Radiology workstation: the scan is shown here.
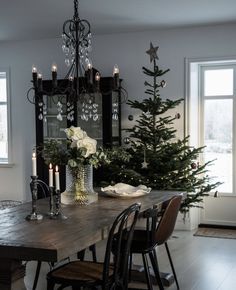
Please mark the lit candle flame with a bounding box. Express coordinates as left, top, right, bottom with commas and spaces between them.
113, 64, 119, 75
95, 72, 100, 82
51, 63, 57, 72
32, 66, 37, 73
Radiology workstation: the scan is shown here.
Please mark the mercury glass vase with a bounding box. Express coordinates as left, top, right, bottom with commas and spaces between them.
61, 164, 98, 205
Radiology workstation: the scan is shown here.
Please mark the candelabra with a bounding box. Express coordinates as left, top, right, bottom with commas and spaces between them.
51, 189, 67, 220
48, 186, 54, 217
27, 0, 127, 123
26, 176, 67, 221
25, 176, 44, 221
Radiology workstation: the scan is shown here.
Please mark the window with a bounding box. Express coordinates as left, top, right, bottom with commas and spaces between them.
201, 66, 235, 194
187, 59, 236, 195
0, 69, 10, 164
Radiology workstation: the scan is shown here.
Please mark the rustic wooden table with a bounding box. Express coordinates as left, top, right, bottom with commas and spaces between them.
0, 190, 183, 290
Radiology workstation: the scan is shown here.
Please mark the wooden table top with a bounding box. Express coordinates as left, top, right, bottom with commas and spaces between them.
0, 190, 183, 263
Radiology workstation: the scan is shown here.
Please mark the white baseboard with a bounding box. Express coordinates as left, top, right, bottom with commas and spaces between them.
175, 207, 200, 231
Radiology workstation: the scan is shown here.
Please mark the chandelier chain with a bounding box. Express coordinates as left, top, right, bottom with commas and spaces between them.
74, 0, 79, 20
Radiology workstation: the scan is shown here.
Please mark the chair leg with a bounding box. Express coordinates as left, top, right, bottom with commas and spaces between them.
165, 242, 179, 290
47, 277, 56, 290
129, 253, 133, 281
142, 253, 153, 290
89, 244, 97, 262
77, 245, 97, 262
77, 249, 86, 260
32, 261, 42, 290
149, 250, 164, 290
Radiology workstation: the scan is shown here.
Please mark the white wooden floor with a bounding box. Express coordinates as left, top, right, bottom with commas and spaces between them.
17, 230, 236, 290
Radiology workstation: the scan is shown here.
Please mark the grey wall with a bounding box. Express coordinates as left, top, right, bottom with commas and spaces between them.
0, 23, 235, 224
0, 38, 65, 200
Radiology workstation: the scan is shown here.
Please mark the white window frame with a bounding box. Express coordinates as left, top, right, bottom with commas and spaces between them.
0, 68, 12, 166
185, 57, 236, 196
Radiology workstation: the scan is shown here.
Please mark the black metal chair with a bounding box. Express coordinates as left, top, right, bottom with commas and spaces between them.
33, 246, 97, 290
46, 203, 141, 290
129, 195, 182, 290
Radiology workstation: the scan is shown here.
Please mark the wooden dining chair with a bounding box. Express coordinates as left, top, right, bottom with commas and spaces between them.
46, 202, 141, 290
128, 195, 182, 290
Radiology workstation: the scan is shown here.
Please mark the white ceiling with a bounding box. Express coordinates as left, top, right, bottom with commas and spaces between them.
0, 0, 236, 42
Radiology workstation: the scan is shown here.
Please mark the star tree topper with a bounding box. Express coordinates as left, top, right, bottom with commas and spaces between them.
146, 42, 159, 63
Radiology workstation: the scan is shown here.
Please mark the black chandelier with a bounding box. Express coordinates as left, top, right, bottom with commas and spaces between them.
27, 0, 127, 123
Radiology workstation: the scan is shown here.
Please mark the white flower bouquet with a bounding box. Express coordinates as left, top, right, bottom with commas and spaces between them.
43, 126, 109, 170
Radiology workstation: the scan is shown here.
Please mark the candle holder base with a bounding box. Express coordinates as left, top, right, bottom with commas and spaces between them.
26, 212, 43, 221
47, 212, 54, 218
50, 212, 67, 220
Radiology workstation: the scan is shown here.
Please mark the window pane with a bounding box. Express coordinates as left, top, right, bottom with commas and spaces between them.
204, 69, 233, 96
204, 99, 232, 193
0, 105, 8, 161
0, 72, 7, 102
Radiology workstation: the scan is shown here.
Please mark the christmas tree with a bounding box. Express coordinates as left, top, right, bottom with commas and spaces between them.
95, 42, 221, 213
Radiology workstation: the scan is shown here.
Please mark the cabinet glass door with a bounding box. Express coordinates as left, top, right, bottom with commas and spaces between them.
43, 94, 67, 140
111, 91, 120, 146
77, 92, 103, 146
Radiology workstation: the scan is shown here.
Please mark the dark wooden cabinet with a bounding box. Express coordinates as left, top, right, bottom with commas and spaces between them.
35, 77, 121, 194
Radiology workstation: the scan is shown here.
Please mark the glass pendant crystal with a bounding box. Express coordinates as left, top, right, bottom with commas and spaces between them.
65, 58, 70, 67
57, 113, 63, 121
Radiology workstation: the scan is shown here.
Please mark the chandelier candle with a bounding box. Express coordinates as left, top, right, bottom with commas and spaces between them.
86, 62, 93, 85
32, 66, 38, 88
37, 73, 43, 91
95, 72, 100, 91
113, 64, 120, 89
51, 63, 57, 88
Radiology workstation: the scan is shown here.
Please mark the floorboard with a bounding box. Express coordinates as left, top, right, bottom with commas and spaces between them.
23, 230, 236, 290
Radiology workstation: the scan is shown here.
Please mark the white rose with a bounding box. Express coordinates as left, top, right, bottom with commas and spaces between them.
70, 140, 77, 148
77, 136, 97, 158
64, 126, 75, 139
65, 126, 87, 141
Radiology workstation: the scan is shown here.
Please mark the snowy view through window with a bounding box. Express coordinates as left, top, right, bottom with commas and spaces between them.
203, 68, 233, 193
0, 72, 8, 162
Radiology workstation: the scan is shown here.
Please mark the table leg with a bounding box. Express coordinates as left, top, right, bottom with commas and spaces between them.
0, 259, 25, 290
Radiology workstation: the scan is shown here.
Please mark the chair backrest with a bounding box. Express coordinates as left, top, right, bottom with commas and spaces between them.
102, 203, 141, 290
155, 195, 182, 245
